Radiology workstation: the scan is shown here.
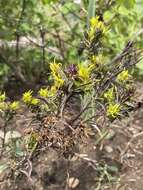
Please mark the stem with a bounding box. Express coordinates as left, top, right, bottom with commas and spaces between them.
40, 28, 46, 70
16, 0, 27, 58
87, 0, 96, 28
0, 118, 9, 157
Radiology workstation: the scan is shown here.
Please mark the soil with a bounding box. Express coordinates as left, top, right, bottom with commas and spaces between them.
0, 84, 143, 190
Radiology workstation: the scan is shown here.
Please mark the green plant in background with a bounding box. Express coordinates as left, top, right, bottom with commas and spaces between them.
102, 0, 143, 74
0, 0, 143, 91
0, 0, 84, 87
83, 0, 143, 78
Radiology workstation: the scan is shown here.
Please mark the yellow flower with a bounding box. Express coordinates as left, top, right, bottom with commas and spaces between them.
90, 16, 105, 32
78, 65, 89, 80
39, 88, 49, 98
107, 103, 121, 118
89, 16, 106, 41
9, 101, 20, 111
31, 98, 39, 105
90, 54, 103, 65
117, 70, 130, 82
50, 62, 62, 74
0, 102, 7, 111
48, 85, 57, 96
22, 90, 39, 106
22, 90, 33, 104
50, 62, 65, 88
78, 63, 94, 82
54, 75, 64, 87
90, 17, 99, 27
90, 55, 96, 64
0, 92, 6, 102
88, 27, 95, 41
39, 86, 58, 98
104, 87, 114, 102
40, 104, 49, 111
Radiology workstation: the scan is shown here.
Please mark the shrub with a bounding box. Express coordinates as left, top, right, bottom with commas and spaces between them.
21, 16, 142, 129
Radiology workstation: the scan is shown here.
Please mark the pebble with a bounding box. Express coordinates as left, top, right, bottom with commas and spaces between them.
67, 177, 80, 189
5, 131, 22, 144
104, 145, 113, 153
0, 130, 4, 139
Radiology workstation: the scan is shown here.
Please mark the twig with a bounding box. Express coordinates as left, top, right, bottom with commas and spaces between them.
0, 119, 9, 157
40, 28, 46, 70
20, 159, 33, 184
15, 0, 27, 58
55, 29, 67, 61
69, 97, 92, 125
121, 131, 143, 158
60, 92, 73, 118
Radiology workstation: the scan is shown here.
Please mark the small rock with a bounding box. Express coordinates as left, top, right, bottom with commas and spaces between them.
104, 145, 113, 153
0, 130, 4, 139
0, 139, 3, 148
0, 164, 8, 174
67, 177, 79, 189
5, 131, 22, 144
70, 156, 78, 162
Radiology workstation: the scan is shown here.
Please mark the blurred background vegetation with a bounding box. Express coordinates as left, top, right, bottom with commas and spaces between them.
0, 0, 143, 93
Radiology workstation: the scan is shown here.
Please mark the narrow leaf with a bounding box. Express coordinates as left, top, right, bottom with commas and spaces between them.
87, 0, 96, 28
0, 164, 8, 174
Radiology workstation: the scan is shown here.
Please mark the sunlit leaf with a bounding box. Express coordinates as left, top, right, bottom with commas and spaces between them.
0, 164, 8, 174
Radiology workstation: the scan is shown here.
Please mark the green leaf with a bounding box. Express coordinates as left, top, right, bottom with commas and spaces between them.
136, 59, 143, 72
117, 0, 135, 9
103, 11, 114, 21
42, 0, 58, 4
105, 129, 115, 140
0, 164, 8, 174
87, 0, 96, 28
107, 165, 119, 173
61, 3, 77, 15
15, 140, 24, 157
124, 0, 135, 9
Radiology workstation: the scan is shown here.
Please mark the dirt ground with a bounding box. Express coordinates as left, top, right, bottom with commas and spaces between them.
0, 84, 143, 190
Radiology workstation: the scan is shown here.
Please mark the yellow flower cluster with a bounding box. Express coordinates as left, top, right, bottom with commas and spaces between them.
104, 87, 121, 118
78, 63, 94, 82
22, 90, 32, 104
90, 55, 96, 64
88, 16, 106, 41
50, 62, 64, 89
22, 90, 39, 105
9, 101, 20, 111
31, 98, 39, 105
90, 17, 105, 29
0, 92, 7, 112
104, 87, 114, 103
38, 86, 57, 98
107, 103, 121, 118
39, 88, 49, 98
0, 92, 6, 102
0, 92, 20, 112
90, 54, 104, 66
117, 70, 130, 82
